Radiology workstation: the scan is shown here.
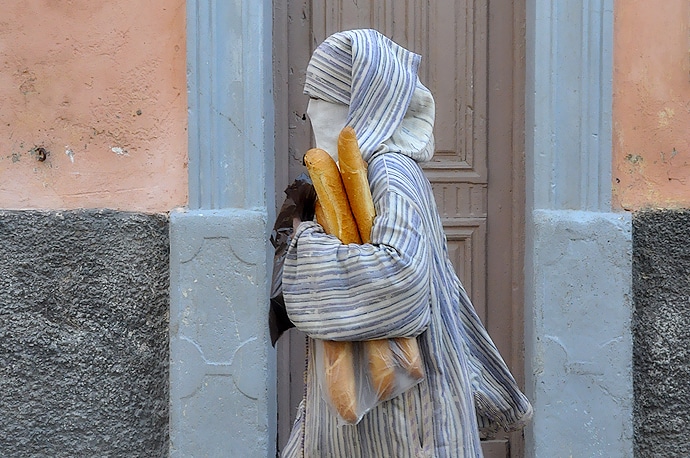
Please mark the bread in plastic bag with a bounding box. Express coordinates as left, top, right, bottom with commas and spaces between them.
313, 337, 425, 425
303, 137, 427, 425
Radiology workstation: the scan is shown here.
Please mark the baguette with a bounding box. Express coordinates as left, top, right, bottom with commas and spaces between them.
322, 340, 358, 424
314, 200, 332, 235
303, 147, 360, 423
393, 336, 424, 380
303, 129, 425, 419
365, 339, 397, 400
336, 127, 397, 400
337, 127, 424, 399
337, 126, 375, 242
304, 148, 361, 245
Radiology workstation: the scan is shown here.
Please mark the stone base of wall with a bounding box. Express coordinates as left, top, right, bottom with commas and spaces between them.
169, 208, 276, 457
633, 209, 690, 457
0, 210, 169, 456
525, 210, 633, 457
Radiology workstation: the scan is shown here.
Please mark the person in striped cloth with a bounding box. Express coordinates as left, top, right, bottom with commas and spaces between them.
281, 29, 532, 457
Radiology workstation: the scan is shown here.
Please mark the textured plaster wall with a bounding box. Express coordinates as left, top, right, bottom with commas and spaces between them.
633, 210, 690, 457
613, 0, 690, 210
0, 210, 169, 456
0, 1, 188, 212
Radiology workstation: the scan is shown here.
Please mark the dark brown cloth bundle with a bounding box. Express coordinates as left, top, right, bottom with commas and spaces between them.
269, 173, 316, 346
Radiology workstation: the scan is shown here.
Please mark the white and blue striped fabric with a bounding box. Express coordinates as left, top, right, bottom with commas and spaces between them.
304, 29, 435, 163
282, 29, 532, 458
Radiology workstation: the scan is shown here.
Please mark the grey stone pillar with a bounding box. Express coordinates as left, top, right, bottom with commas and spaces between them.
524, 1, 633, 456
169, 1, 276, 456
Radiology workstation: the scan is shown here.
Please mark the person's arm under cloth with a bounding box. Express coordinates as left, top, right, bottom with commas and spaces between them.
283, 190, 431, 341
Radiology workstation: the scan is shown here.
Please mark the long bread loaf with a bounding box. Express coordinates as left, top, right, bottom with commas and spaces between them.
337, 127, 425, 399
304, 147, 362, 245
303, 147, 360, 423
337, 127, 376, 242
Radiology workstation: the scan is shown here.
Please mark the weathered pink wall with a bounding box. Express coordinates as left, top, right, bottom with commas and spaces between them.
613, 0, 690, 210
0, 1, 187, 212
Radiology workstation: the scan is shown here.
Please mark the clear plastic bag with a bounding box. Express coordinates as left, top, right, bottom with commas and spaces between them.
313, 336, 425, 425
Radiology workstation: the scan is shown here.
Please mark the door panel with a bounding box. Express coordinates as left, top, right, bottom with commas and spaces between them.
273, 1, 525, 456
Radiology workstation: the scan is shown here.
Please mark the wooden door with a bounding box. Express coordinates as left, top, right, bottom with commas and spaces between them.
273, 1, 526, 456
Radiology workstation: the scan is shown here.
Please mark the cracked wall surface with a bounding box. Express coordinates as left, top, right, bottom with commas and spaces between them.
0, 209, 169, 456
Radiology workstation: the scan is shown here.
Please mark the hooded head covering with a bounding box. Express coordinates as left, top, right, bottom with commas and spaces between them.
304, 29, 435, 163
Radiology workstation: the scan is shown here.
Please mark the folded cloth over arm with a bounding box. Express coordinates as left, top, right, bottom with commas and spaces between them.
283, 189, 431, 342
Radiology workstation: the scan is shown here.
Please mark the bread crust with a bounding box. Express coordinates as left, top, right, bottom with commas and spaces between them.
394, 337, 424, 380
313, 200, 331, 234
304, 148, 361, 244
337, 126, 376, 243
322, 340, 358, 423
366, 339, 397, 400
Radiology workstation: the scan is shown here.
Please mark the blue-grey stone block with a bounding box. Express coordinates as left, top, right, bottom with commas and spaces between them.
169, 209, 275, 457
526, 210, 633, 457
